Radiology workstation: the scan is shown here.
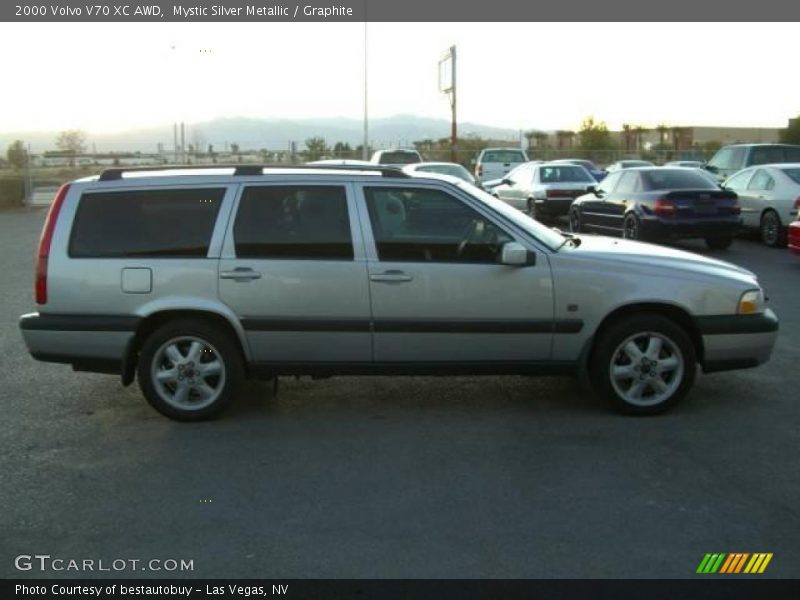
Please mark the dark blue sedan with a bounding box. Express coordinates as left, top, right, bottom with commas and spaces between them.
568, 167, 741, 249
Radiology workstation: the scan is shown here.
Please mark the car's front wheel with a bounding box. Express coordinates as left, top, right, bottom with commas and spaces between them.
569, 207, 583, 233
138, 319, 244, 421
590, 314, 696, 415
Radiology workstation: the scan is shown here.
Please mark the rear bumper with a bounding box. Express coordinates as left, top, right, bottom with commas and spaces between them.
696, 310, 779, 373
641, 217, 740, 239
19, 313, 139, 374
534, 198, 576, 217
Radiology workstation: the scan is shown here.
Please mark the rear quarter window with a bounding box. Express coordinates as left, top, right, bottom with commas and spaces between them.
69, 188, 225, 258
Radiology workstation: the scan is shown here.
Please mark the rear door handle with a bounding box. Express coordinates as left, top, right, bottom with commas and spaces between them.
220, 267, 262, 281
370, 270, 413, 283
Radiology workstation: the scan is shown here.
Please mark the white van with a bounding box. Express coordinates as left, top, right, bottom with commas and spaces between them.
475, 147, 529, 183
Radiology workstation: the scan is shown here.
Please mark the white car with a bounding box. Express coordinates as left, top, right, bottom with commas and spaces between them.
402, 162, 480, 188
722, 163, 800, 246
370, 149, 423, 165
474, 147, 529, 183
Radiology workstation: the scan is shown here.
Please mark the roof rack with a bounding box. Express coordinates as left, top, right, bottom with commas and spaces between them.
97, 163, 410, 181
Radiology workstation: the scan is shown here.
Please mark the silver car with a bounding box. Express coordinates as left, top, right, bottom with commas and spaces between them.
722, 163, 800, 247
493, 162, 596, 219
19, 165, 778, 420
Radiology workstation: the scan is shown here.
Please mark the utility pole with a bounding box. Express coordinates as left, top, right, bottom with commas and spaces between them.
439, 46, 457, 163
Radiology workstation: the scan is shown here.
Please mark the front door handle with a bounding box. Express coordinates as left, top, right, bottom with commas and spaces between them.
220, 267, 262, 281
370, 270, 413, 283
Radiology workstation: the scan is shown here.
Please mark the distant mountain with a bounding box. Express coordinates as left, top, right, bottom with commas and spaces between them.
1, 115, 524, 154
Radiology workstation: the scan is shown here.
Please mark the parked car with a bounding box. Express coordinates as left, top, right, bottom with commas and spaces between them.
551, 158, 607, 181
788, 216, 800, 255
370, 148, 423, 165
493, 162, 595, 220
474, 147, 528, 183
483, 161, 543, 194
19, 164, 777, 420
569, 167, 741, 249
402, 162, 481, 188
308, 159, 373, 166
665, 160, 705, 168
606, 160, 655, 173
705, 143, 800, 182
721, 164, 800, 247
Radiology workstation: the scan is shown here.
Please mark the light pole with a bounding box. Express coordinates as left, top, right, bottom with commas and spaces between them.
439, 46, 457, 163
362, 21, 369, 161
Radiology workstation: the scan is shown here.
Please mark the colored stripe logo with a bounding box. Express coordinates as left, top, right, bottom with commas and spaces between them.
696, 553, 773, 574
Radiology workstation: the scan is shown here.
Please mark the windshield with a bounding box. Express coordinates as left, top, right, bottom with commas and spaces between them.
455, 181, 565, 250
642, 169, 719, 190
481, 150, 526, 163
539, 165, 594, 183
380, 151, 421, 164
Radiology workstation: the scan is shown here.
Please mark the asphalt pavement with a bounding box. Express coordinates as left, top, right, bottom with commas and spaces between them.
1, 208, 798, 578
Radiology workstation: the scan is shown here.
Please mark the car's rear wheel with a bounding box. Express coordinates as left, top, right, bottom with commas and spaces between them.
590, 314, 696, 415
138, 319, 243, 421
760, 210, 786, 247
569, 207, 583, 233
705, 235, 733, 250
623, 214, 641, 240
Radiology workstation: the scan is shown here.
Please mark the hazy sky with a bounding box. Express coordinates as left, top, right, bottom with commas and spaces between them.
1, 22, 797, 133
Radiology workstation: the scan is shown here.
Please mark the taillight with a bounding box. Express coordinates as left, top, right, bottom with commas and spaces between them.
35, 183, 70, 305
654, 198, 676, 217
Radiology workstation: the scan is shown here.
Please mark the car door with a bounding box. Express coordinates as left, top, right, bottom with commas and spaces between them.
606, 171, 639, 232
495, 164, 530, 210
725, 169, 757, 228
742, 169, 776, 228
579, 171, 622, 232
356, 183, 555, 364
218, 182, 372, 364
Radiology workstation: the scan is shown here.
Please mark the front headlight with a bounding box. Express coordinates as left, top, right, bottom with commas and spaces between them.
738, 289, 765, 314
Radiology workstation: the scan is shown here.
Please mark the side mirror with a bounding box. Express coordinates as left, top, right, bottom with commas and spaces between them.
705, 164, 718, 173
501, 178, 512, 186
587, 185, 596, 194
501, 242, 535, 266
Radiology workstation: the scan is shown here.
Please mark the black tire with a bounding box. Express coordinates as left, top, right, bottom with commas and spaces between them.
705, 235, 733, 250
569, 207, 583, 233
760, 210, 786, 247
590, 314, 696, 415
623, 213, 641, 241
137, 318, 244, 421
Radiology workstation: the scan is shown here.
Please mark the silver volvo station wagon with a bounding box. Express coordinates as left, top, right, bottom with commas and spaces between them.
19, 165, 779, 420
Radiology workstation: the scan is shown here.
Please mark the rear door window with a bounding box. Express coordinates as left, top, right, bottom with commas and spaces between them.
615, 172, 639, 194
747, 170, 775, 191
69, 188, 225, 258
233, 186, 353, 260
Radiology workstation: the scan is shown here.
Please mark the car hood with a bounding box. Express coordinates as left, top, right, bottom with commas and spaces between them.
565, 235, 757, 282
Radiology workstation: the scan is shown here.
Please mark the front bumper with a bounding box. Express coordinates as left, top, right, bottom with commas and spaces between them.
696, 309, 779, 373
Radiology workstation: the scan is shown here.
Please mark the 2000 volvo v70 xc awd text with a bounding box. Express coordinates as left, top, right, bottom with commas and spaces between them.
19, 165, 779, 420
